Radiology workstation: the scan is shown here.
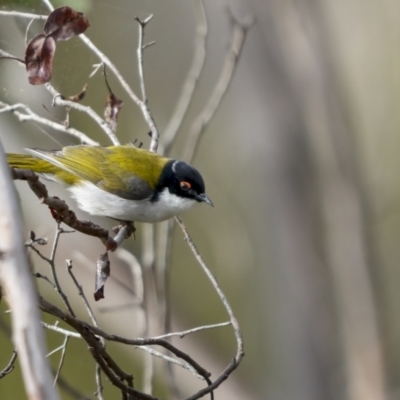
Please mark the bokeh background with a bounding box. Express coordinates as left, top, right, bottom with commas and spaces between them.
1, 0, 400, 399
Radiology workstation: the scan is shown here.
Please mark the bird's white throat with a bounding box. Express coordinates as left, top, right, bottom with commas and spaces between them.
69, 181, 196, 222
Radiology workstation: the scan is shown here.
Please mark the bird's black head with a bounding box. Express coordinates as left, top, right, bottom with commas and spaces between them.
153, 160, 213, 206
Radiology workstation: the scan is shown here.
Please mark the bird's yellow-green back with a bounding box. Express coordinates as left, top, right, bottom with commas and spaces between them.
7, 145, 170, 190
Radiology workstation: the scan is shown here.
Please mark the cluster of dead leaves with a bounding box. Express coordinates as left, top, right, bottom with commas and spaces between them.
25, 6, 89, 85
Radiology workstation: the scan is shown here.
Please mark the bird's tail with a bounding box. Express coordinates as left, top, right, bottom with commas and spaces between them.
7, 153, 58, 174
7, 153, 79, 185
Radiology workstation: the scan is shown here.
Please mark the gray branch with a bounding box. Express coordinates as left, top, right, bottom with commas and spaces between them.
0, 138, 60, 399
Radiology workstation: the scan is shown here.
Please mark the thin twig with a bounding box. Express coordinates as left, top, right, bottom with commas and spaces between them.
67, 259, 105, 399
155, 219, 174, 327
39, 297, 212, 381
175, 217, 244, 361
24, 17, 35, 46
151, 321, 231, 340
56, 374, 94, 400
48, 225, 76, 316
143, 352, 154, 395
66, 260, 99, 326
154, 221, 176, 398
0, 321, 90, 399
183, 10, 253, 162
80, 34, 160, 150
175, 217, 243, 400
0, 101, 99, 145
0, 10, 47, 20
42, 299, 140, 399
88, 346, 152, 400
95, 364, 105, 400
53, 336, 69, 386
0, 351, 17, 379
0, 50, 98, 146
115, 248, 144, 303
0, 55, 25, 63
155, 221, 176, 398
42, 322, 81, 339
34, 272, 56, 288
45, 83, 120, 146
75, 322, 135, 397
97, 302, 141, 314
161, 0, 208, 154
134, 15, 154, 104
134, 15, 157, 152
28, 248, 51, 265
135, 346, 203, 379
141, 223, 157, 394
46, 344, 67, 358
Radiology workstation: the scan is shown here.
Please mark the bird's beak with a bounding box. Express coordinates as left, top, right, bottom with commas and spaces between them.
196, 193, 214, 207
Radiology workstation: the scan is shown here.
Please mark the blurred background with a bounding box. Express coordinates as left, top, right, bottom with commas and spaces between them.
1, 0, 400, 399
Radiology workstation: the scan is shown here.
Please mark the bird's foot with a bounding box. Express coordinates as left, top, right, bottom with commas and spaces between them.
112, 221, 136, 241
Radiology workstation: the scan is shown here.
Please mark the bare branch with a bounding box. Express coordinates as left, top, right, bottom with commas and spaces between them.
24, 18, 35, 46
67, 259, 106, 397
161, 0, 208, 154
46, 343, 68, 358
0, 10, 47, 20
135, 346, 203, 379
53, 336, 69, 386
0, 100, 99, 145
0, 139, 60, 400
134, 15, 158, 152
115, 248, 144, 303
183, 11, 253, 162
134, 15, 154, 104
0, 53, 25, 63
174, 217, 243, 400
0, 351, 17, 379
175, 217, 244, 360
45, 83, 120, 145
66, 260, 98, 325
39, 297, 212, 381
95, 364, 105, 400
42, 322, 81, 339
141, 223, 157, 393
56, 375, 93, 400
34, 272, 56, 288
79, 35, 160, 150
151, 321, 231, 340
46, 225, 75, 316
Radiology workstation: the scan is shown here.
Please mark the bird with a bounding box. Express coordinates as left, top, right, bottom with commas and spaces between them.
7, 144, 213, 222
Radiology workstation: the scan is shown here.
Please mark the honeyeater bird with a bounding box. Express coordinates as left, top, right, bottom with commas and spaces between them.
7, 145, 213, 222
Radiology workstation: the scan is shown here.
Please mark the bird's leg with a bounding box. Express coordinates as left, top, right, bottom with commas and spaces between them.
112, 221, 136, 241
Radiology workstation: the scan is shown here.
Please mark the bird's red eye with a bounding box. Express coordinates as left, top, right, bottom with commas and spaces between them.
180, 181, 191, 191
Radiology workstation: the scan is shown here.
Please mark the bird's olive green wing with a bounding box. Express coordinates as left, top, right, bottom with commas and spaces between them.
28, 146, 106, 183
28, 145, 168, 201
96, 146, 169, 200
